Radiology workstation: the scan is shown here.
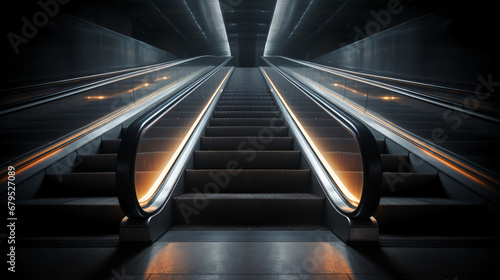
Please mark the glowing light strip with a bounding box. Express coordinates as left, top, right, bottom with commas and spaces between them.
138, 69, 233, 204
262, 69, 360, 205
299, 73, 500, 187
368, 112, 499, 186
0, 68, 212, 186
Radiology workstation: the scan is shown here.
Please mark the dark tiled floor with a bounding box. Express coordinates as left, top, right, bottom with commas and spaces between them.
6, 231, 500, 279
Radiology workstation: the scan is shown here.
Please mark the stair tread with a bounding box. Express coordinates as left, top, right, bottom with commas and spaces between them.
18, 197, 120, 205
210, 118, 284, 126
168, 225, 329, 231
77, 154, 117, 172
378, 197, 483, 206
101, 139, 121, 153
176, 193, 322, 199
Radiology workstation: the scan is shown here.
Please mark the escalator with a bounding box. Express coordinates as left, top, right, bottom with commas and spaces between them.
10, 58, 496, 246
171, 68, 327, 230
0, 102, 117, 165
367, 102, 499, 243
261, 58, 500, 246
368, 100, 500, 176
0, 56, 231, 244
375, 138, 497, 243
16, 131, 124, 241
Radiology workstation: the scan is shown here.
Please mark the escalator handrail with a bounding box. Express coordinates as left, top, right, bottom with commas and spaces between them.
272, 56, 500, 124
0, 55, 214, 115
0, 59, 181, 92
116, 57, 232, 219
263, 57, 382, 218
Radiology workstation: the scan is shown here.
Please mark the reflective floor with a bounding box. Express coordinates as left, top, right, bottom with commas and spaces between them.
10, 231, 500, 279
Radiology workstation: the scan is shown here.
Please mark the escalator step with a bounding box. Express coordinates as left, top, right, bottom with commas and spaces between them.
174, 193, 323, 225
205, 126, 288, 137
213, 111, 280, 118
101, 139, 121, 154
185, 169, 310, 193
76, 154, 117, 172
16, 197, 123, 235
217, 101, 275, 106
210, 118, 284, 126
216, 105, 277, 111
218, 97, 274, 102
168, 224, 329, 231
375, 197, 492, 235
381, 173, 444, 197
380, 154, 409, 172
44, 173, 116, 196
200, 137, 293, 150
221, 93, 271, 97
194, 151, 301, 169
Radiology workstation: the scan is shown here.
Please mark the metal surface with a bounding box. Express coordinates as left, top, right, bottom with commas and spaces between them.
119, 65, 233, 243
266, 56, 500, 188
160, 230, 335, 242
119, 0, 231, 57
116, 59, 232, 219
311, 9, 499, 93
3, 12, 176, 88
263, 0, 389, 58
279, 56, 500, 123
260, 62, 382, 218
0, 57, 202, 115
260, 66, 379, 242
0, 56, 226, 189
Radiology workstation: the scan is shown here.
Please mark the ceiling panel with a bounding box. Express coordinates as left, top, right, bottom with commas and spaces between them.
113, 0, 448, 64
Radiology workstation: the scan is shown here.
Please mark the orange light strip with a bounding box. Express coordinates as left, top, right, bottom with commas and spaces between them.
155, 76, 170, 81
368, 112, 497, 186
300, 78, 368, 112
137, 69, 233, 204
0, 70, 210, 185
308, 76, 499, 187
332, 83, 367, 96
262, 69, 360, 205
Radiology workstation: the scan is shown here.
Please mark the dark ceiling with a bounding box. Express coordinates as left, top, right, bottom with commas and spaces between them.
220, 0, 277, 67
59, 0, 454, 66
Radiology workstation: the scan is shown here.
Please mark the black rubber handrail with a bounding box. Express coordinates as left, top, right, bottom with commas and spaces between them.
263, 57, 382, 218
116, 57, 232, 219
0, 56, 209, 115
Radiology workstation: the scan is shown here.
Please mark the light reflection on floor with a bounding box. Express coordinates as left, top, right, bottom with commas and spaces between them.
12, 231, 500, 279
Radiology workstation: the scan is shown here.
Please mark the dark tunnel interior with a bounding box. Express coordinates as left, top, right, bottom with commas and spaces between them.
2, 2, 500, 279
2, 0, 499, 93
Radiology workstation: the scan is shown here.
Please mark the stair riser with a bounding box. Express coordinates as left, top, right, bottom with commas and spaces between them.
381, 173, 443, 197
185, 170, 310, 193
217, 101, 276, 106
76, 155, 117, 172
44, 173, 116, 197
210, 118, 284, 126
200, 137, 294, 151
216, 106, 277, 111
194, 151, 301, 169
206, 126, 288, 137
16, 204, 123, 235
174, 197, 323, 225
375, 204, 491, 235
213, 111, 281, 118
